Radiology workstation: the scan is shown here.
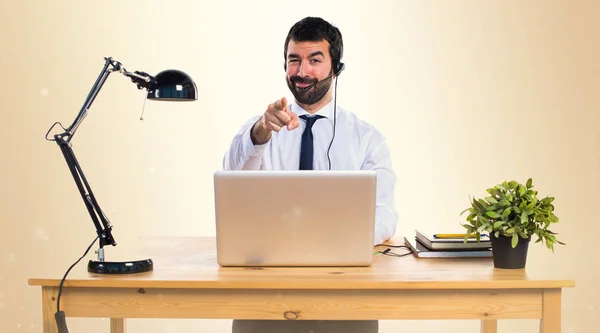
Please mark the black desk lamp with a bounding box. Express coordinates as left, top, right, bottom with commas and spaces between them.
46, 57, 197, 275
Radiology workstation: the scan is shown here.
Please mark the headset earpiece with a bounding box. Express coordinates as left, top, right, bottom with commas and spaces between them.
334, 62, 345, 76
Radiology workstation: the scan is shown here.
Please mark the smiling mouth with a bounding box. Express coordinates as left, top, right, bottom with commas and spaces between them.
295, 82, 310, 88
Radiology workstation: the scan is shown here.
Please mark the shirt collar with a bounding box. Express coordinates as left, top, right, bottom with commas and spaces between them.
290, 98, 334, 119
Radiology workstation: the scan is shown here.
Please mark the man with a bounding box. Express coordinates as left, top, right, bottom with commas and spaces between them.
223, 17, 397, 333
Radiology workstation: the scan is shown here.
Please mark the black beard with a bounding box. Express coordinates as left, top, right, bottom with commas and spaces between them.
286, 75, 331, 105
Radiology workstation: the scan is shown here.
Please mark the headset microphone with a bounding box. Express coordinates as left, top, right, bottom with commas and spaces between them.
302, 73, 335, 91
302, 63, 345, 91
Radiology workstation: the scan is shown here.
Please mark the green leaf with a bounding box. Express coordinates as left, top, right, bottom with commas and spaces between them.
463, 234, 470, 243
486, 197, 498, 204
518, 185, 526, 196
508, 181, 518, 189
511, 233, 518, 248
460, 207, 471, 215
502, 208, 511, 218
494, 231, 500, 238
493, 221, 504, 229
486, 211, 501, 218
495, 184, 507, 191
526, 178, 532, 188
520, 211, 528, 223
546, 241, 554, 252
473, 198, 485, 211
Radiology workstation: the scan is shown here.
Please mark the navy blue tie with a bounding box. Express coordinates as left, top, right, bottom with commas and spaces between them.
299, 115, 324, 170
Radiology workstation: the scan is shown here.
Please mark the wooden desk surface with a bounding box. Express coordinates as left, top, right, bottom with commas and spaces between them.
28, 237, 574, 290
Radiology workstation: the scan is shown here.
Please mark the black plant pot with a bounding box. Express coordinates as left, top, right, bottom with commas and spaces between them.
490, 235, 531, 269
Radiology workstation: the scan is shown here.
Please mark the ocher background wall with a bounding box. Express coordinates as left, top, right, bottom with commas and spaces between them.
1, 0, 598, 332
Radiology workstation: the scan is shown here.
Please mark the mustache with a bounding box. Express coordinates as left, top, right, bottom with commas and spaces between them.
290, 76, 318, 85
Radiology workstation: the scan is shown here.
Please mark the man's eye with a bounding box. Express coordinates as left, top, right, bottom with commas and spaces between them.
310, 59, 322, 63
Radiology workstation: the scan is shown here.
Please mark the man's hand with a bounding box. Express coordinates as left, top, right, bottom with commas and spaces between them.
251, 97, 300, 145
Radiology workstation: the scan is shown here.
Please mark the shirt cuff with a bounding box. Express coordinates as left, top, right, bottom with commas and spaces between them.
242, 123, 267, 160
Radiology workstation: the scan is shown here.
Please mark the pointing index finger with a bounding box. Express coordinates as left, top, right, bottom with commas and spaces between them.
275, 97, 287, 111
286, 109, 300, 130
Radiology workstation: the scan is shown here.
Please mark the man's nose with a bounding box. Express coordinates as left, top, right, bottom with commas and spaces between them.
297, 60, 310, 78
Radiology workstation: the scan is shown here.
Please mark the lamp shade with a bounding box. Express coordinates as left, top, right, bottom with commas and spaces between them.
147, 69, 197, 101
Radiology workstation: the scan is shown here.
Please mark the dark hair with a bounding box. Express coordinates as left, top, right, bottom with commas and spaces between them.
284, 17, 343, 71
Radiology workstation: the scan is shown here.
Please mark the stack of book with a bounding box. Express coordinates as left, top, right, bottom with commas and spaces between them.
404, 229, 493, 258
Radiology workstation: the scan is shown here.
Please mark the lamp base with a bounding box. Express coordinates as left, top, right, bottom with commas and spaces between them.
87, 258, 153, 274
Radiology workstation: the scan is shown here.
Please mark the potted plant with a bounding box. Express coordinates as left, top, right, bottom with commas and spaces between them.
460, 178, 564, 269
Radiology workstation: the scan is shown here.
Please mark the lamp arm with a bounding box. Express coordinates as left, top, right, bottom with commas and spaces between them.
65, 57, 116, 138
65, 57, 157, 139
50, 57, 120, 250
47, 56, 158, 252
54, 135, 116, 249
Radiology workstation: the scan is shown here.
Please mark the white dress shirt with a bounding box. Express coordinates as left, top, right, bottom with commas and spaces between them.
222, 98, 398, 245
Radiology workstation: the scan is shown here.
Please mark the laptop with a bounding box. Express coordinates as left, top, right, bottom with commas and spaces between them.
213, 170, 377, 267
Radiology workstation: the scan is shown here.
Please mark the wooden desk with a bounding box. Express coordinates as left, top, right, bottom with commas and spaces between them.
29, 237, 574, 333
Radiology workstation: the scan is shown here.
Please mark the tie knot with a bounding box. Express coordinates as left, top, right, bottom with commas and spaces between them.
300, 115, 324, 129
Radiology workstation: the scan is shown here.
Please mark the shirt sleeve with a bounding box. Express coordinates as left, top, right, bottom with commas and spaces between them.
222, 116, 267, 170
361, 132, 399, 246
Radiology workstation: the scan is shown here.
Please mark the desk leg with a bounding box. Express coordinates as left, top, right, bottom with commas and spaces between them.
540, 289, 561, 333
110, 318, 126, 333
481, 320, 497, 333
42, 287, 58, 333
